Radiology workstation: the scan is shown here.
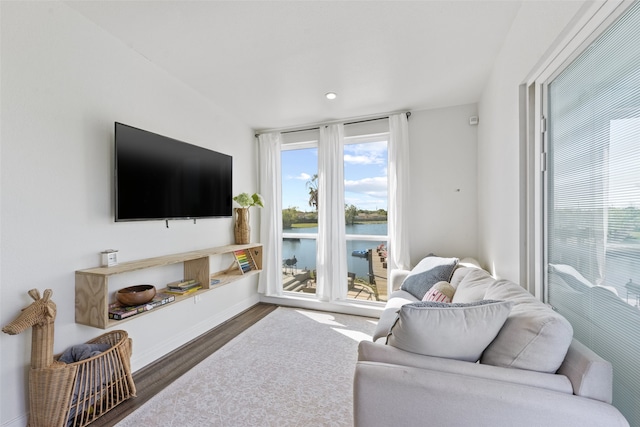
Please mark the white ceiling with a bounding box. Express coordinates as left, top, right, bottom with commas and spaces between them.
65, 1, 584, 131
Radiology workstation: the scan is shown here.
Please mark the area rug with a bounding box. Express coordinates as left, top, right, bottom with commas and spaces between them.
115, 307, 377, 427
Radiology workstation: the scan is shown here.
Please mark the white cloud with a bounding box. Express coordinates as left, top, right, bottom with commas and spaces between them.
344, 154, 382, 165
344, 142, 387, 165
344, 176, 387, 194
283, 172, 312, 181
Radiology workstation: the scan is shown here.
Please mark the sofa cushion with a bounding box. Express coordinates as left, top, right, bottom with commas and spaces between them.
451, 268, 495, 303
358, 341, 574, 395
400, 256, 459, 300
450, 266, 479, 289
386, 290, 418, 309
422, 281, 455, 303
373, 308, 402, 342
386, 300, 513, 362
481, 280, 573, 373
372, 290, 418, 342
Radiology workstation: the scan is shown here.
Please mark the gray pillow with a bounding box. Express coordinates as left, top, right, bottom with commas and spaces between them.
400, 256, 459, 299
386, 299, 513, 362
481, 280, 573, 373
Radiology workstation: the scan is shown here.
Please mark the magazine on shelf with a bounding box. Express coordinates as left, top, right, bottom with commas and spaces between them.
163, 285, 202, 296
165, 278, 198, 290
109, 292, 175, 320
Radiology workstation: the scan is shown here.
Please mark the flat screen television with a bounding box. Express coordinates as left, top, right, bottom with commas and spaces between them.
115, 122, 233, 222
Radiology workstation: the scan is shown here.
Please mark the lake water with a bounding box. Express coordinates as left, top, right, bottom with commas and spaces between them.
283, 223, 640, 300
282, 222, 387, 280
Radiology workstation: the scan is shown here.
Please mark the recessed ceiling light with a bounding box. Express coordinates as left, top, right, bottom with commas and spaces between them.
325, 92, 337, 100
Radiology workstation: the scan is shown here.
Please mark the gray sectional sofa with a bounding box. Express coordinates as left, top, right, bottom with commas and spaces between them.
354, 258, 629, 427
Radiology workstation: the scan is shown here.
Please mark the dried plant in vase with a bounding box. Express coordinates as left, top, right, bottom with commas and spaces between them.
232, 192, 263, 244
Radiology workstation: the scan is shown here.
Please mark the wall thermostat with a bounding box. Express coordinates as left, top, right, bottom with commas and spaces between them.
469, 116, 479, 126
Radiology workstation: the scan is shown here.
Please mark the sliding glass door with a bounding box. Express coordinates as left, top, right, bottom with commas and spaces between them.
545, 2, 640, 423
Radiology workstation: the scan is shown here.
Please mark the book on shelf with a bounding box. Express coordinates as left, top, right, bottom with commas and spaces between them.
233, 249, 256, 274
166, 278, 198, 290
163, 285, 202, 296
166, 279, 200, 291
109, 292, 175, 320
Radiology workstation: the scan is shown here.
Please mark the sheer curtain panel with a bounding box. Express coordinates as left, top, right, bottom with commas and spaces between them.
316, 124, 348, 301
388, 113, 411, 272
258, 132, 283, 296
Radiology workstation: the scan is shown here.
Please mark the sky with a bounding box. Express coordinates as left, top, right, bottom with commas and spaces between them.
281, 139, 388, 211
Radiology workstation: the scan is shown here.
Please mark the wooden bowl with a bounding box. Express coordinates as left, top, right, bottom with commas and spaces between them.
116, 284, 156, 306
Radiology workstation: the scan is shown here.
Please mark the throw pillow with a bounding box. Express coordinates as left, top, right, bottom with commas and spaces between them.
422, 281, 455, 303
481, 280, 573, 373
400, 256, 459, 300
451, 268, 496, 303
386, 300, 513, 362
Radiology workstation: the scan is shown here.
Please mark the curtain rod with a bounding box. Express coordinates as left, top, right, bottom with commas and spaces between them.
255, 111, 411, 138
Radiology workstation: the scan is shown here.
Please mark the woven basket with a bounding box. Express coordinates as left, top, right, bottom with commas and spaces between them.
29, 330, 136, 427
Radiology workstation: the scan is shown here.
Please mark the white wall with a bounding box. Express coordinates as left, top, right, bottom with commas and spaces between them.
407, 104, 479, 266
477, 1, 586, 283
0, 3, 258, 426
262, 104, 479, 315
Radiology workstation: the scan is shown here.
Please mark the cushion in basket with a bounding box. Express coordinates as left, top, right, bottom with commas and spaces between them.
386, 300, 513, 362
481, 280, 573, 373
422, 281, 455, 303
400, 256, 459, 300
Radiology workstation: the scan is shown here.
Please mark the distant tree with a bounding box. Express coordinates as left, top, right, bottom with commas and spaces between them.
306, 174, 318, 211
282, 207, 298, 229
345, 204, 358, 225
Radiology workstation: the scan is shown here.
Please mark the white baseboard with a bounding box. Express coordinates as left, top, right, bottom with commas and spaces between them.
2, 414, 28, 427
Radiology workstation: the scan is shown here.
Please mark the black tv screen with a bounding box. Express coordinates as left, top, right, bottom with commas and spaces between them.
115, 122, 233, 221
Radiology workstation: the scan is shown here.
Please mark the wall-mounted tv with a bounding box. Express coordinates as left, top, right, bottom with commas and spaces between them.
115, 122, 232, 222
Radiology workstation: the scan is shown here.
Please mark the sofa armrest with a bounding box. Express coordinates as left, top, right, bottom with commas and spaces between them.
557, 338, 613, 403
389, 269, 410, 292
354, 361, 629, 427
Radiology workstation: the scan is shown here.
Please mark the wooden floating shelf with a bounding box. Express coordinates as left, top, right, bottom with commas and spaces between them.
75, 244, 263, 329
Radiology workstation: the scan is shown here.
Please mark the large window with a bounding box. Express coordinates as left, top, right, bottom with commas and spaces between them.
544, 2, 640, 424
281, 143, 319, 295
344, 134, 389, 302
280, 129, 389, 302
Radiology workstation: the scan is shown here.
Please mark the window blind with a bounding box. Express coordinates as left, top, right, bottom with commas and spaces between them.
546, 2, 640, 424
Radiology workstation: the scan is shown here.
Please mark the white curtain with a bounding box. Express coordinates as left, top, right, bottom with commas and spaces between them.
387, 113, 411, 272
316, 124, 348, 301
257, 132, 283, 296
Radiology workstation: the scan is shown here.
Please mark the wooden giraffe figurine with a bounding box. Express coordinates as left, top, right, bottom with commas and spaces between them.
3, 289, 57, 369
